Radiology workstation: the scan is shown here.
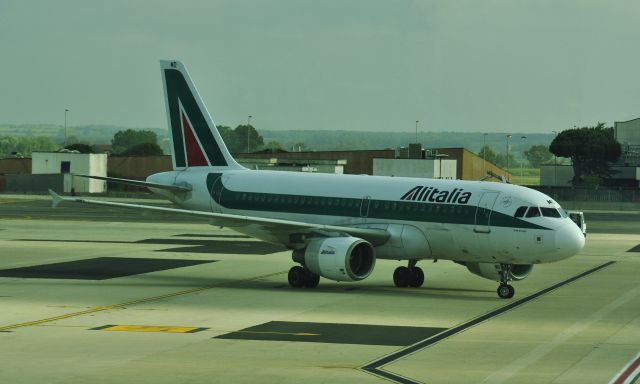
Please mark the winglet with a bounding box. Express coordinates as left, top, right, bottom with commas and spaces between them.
48, 189, 65, 208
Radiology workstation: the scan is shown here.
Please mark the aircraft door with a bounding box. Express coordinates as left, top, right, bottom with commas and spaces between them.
474, 192, 499, 233
360, 196, 371, 218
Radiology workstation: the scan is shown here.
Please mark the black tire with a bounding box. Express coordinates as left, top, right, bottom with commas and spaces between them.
303, 270, 320, 288
497, 284, 514, 299
409, 267, 424, 287
393, 266, 410, 287
288, 266, 306, 288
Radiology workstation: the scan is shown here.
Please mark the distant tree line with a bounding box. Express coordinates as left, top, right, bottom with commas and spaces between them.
0, 136, 59, 157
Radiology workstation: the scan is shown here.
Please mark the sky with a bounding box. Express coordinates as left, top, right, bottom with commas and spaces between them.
0, 0, 639, 133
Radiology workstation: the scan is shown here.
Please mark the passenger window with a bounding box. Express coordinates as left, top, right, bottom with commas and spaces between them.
540, 207, 561, 218
525, 207, 541, 218
514, 206, 527, 218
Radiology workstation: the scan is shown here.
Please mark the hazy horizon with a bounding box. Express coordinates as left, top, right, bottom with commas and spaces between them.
1, 1, 638, 133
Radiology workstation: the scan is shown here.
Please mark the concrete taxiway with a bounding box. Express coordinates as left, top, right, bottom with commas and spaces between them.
0, 195, 639, 384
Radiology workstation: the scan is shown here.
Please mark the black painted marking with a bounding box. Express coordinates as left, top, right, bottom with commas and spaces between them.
215, 321, 446, 347
175, 234, 251, 239
14, 238, 285, 255
0, 257, 216, 280
90, 325, 115, 330
627, 245, 640, 253
360, 261, 616, 384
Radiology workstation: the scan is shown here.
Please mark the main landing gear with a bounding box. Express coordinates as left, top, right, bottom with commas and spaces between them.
288, 265, 320, 288
497, 263, 515, 299
393, 260, 424, 288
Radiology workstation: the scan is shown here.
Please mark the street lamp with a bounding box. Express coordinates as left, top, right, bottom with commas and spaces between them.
520, 135, 527, 184
552, 130, 558, 185
506, 134, 512, 182
482, 133, 488, 176
64, 109, 69, 147
247, 115, 252, 153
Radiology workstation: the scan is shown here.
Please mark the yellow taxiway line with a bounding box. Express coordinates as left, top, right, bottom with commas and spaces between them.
0, 270, 286, 332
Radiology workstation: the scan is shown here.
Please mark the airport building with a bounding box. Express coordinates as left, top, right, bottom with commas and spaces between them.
0, 152, 107, 193
236, 145, 509, 181
0, 144, 508, 193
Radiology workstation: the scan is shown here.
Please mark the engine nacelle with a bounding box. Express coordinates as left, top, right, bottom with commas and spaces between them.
294, 237, 376, 282
465, 262, 533, 282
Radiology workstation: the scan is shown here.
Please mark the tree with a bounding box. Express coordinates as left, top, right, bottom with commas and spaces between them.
217, 125, 242, 152
478, 145, 496, 165
264, 141, 284, 151
64, 143, 93, 153
524, 145, 553, 167
0, 136, 58, 156
549, 123, 621, 185
494, 152, 516, 169
122, 142, 164, 156
111, 129, 158, 154
233, 124, 264, 153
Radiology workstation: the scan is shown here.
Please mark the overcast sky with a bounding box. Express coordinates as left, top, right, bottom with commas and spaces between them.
1, 0, 638, 133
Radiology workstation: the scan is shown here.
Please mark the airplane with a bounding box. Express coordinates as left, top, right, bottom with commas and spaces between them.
50, 60, 585, 299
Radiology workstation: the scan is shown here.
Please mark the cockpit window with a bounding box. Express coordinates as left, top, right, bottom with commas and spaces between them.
559, 208, 568, 218
525, 206, 541, 218
514, 206, 528, 218
540, 207, 561, 218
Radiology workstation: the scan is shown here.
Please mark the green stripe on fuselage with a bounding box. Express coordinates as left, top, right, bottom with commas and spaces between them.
209, 174, 548, 230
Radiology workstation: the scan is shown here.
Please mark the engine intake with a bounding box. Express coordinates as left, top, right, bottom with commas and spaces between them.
465, 262, 533, 282
294, 237, 376, 281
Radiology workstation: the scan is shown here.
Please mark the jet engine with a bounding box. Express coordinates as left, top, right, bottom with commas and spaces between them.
465, 262, 533, 282
293, 237, 376, 282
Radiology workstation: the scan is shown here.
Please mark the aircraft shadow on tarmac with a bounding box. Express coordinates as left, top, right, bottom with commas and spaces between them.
12, 237, 286, 255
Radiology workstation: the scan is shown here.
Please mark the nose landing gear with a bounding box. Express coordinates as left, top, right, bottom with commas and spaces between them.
497, 263, 515, 299
393, 260, 424, 288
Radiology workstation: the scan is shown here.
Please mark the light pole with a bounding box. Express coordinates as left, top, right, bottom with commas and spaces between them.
415, 120, 419, 143
552, 130, 558, 185
506, 134, 512, 182
247, 115, 252, 153
482, 133, 488, 176
520, 135, 527, 184
64, 109, 69, 147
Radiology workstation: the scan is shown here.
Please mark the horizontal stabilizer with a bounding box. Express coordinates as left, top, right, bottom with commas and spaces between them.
73, 174, 191, 192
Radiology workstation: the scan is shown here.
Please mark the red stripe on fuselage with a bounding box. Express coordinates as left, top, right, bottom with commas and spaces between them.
182, 113, 208, 167
612, 353, 640, 384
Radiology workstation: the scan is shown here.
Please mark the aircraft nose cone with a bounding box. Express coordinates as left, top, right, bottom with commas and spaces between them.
555, 222, 585, 259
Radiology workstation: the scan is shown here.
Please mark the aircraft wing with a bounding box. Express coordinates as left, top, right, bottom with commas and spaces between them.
49, 190, 390, 246
73, 174, 191, 193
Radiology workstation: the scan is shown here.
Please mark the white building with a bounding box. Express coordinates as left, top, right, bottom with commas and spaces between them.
32, 152, 107, 193
615, 118, 640, 165
540, 164, 640, 187
373, 158, 457, 179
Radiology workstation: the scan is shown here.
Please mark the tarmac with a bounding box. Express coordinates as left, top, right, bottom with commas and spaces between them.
0, 195, 638, 384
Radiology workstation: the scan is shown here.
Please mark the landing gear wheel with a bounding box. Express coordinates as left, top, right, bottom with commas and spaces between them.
288, 266, 306, 288
303, 270, 320, 288
393, 266, 410, 287
408, 267, 424, 287
497, 284, 515, 299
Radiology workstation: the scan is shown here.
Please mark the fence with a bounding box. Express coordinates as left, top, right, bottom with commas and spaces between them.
533, 186, 640, 203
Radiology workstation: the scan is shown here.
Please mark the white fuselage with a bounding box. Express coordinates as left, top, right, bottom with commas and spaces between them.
148, 168, 585, 265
